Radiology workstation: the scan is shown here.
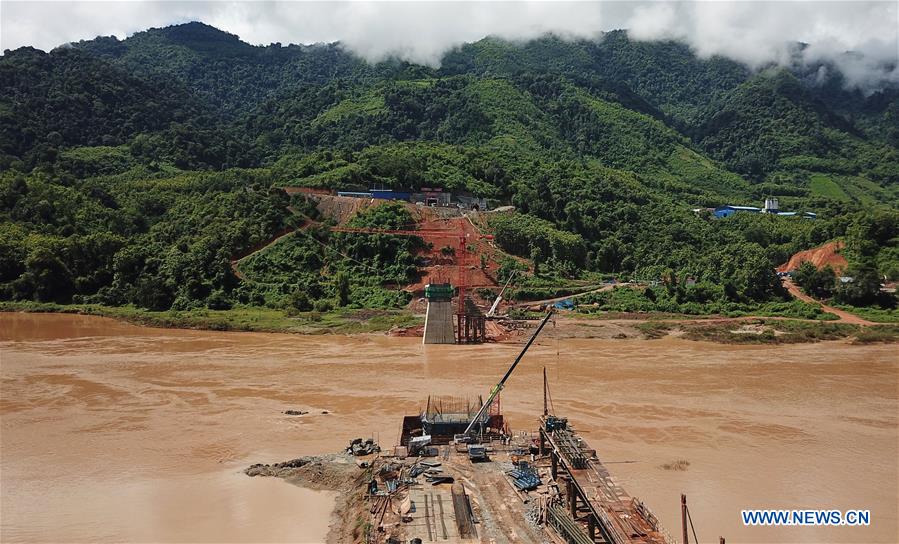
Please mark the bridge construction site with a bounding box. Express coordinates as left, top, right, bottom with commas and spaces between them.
354, 311, 718, 544
362, 411, 677, 544
538, 413, 671, 544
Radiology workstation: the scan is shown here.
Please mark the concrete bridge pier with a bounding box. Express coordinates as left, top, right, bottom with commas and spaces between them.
423, 300, 455, 344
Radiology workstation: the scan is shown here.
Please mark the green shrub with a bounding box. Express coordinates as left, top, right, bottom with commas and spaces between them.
313, 298, 334, 312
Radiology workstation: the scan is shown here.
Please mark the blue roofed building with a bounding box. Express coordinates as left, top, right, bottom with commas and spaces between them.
712, 198, 817, 220
370, 189, 412, 201
713, 205, 762, 218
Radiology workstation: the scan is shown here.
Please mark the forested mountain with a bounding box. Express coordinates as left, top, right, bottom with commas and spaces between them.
0, 46, 208, 168
1, 22, 896, 313
75, 23, 375, 117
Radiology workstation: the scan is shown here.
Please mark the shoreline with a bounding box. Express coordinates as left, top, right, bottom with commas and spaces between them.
2, 302, 897, 345
245, 454, 366, 544
0, 301, 420, 336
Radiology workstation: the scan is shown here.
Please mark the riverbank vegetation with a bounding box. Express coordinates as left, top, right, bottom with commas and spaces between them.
575, 285, 836, 320
7, 301, 898, 345
832, 305, 899, 323
0, 301, 420, 334
677, 319, 899, 344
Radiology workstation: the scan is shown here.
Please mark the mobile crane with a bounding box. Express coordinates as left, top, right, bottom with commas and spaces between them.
457, 308, 555, 459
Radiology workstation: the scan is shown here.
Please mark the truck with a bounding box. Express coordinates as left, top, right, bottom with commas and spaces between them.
467, 444, 488, 462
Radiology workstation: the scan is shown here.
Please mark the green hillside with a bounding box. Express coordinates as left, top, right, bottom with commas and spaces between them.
1, 22, 896, 315
696, 69, 899, 204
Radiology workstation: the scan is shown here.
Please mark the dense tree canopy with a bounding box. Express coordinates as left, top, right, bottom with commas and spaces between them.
1, 22, 896, 312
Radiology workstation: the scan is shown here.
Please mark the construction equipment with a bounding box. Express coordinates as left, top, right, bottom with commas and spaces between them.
486, 270, 516, 317
409, 435, 434, 457
462, 309, 555, 438
467, 444, 488, 462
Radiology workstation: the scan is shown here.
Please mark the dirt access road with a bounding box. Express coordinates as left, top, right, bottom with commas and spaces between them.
782, 278, 873, 325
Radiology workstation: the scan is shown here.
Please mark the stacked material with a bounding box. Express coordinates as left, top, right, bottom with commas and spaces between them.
451, 483, 477, 539
508, 463, 541, 491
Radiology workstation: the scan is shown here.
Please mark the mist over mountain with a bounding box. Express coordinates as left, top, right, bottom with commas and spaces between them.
3, 1, 897, 92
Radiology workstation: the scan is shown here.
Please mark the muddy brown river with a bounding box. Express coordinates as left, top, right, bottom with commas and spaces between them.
1, 313, 897, 543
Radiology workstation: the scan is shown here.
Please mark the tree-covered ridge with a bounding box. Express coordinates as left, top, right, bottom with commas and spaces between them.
696, 69, 899, 192
271, 143, 507, 197
3, 23, 896, 203
75, 21, 376, 117
246, 73, 750, 205
791, 57, 899, 147
1, 21, 897, 314
0, 166, 297, 310
0, 47, 206, 170
238, 201, 421, 311
439, 32, 750, 127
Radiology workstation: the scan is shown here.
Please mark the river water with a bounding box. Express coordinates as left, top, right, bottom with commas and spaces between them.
1, 313, 896, 543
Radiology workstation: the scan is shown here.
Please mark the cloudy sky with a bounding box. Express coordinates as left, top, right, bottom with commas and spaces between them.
2, 1, 897, 88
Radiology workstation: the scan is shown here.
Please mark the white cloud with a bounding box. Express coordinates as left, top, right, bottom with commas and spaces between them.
627, 3, 681, 43
1, 1, 897, 89
622, 1, 899, 88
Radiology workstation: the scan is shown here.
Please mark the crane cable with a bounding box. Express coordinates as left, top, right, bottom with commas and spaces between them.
546, 362, 557, 416
554, 316, 560, 383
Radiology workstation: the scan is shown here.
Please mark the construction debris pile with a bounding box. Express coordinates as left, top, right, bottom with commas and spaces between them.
244, 457, 313, 476
348, 438, 381, 456
358, 446, 482, 543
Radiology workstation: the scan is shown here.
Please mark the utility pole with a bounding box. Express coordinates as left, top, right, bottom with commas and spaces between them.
543, 367, 548, 416
681, 494, 689, 544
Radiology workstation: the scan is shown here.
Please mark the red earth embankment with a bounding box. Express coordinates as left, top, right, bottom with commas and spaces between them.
777, 242, 872, 325
297, 196, 513, 296
403, 206, 506, 293
240, 195, 520, 318
777, 240, 847, 274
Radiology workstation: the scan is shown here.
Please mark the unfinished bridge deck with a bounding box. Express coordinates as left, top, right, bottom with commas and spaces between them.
540, 416, 673, 544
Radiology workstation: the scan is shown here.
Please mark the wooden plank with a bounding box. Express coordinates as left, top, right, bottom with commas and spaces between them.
437, 494, 449, 539
451, 483, 476, 539
425, 493, 433, 541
